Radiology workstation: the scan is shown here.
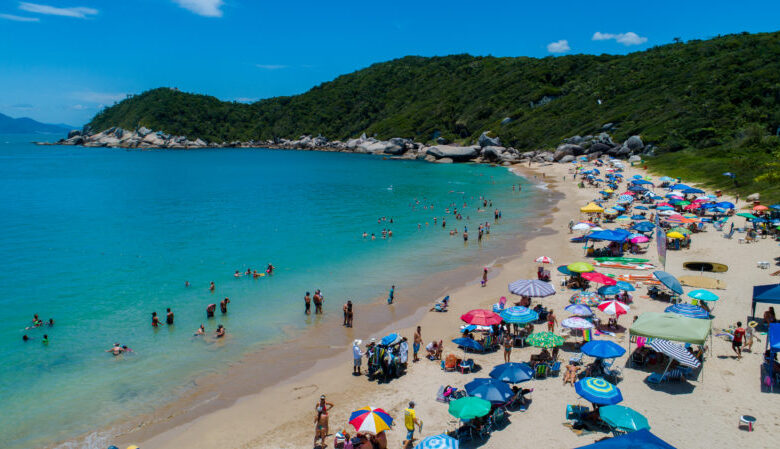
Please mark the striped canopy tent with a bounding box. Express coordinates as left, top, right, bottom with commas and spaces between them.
508, 279, 556, 298
648, 338, 702, 380
629, 312, 712, 379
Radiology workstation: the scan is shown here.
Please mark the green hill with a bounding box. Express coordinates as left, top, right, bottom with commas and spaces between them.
88, 31, 780, 200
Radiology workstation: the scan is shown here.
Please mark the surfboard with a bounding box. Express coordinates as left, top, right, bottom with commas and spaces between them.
683, 262, 729, 273
595, 257, 650, 263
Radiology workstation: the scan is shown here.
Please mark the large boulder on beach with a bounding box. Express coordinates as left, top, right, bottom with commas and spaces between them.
553, 144, 585, 161
481, 146, 505, 162
564, 135, 584, 145
559, 155, 576, 163
595, 132, 614, 146
624, 135, 644, 151
67, 129, 81, 139
478, 131, 501, 148
426, 145, 479, 162
521, 151, 536, 159
589, 142, 611, 154
436, 157, 454, 164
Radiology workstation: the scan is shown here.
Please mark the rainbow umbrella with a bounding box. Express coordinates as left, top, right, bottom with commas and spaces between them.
349, 407, 393, 434
570, 291, 601, 306
526, 331, 565, 348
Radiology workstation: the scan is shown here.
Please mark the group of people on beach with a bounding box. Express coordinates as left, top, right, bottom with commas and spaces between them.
305, 290, 325, 315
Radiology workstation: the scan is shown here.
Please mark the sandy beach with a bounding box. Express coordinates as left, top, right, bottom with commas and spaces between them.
114, 161, 778, 449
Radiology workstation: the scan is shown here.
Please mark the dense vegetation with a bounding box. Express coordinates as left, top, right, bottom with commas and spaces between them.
88, 31, 780, 201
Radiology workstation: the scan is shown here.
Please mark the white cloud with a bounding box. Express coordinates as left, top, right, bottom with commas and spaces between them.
547, 40, 570, 53
72, 91, 126, 104
172, 0, 223, 17
18, 2, 98, 18
71, 104, 89, 110
234, 97, 258, 103
0, 13, 39, 22
592, 31, 648, 46
255, 64, 288, 70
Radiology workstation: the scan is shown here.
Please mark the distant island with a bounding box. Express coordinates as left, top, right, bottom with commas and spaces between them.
62, 31, 780, 201
0, 112, 71, 134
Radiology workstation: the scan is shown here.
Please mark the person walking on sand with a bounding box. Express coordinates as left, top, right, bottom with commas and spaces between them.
732, 321, 745, 360
481, 268, 488, 287
220, 297, 230, 314
502, 331, 513, 363
547, 309, 557, 332
314, 395, 333, 448
402, 401, 421, 448
352, 339, 363, 375
413, 326, 422, 362
304, 292, 312, 315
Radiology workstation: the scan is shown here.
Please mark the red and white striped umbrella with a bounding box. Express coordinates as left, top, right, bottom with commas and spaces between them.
598, 300, 630, 316
535, 256, 554, 264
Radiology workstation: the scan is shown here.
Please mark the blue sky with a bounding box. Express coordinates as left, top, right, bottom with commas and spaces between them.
1, 0, 778, 126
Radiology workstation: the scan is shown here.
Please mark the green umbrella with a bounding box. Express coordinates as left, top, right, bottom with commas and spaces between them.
677, 201, 691, 206
736, 212, 758, 219
567, 262, 595, 273
448, 397, 492, 420
669, 226, 691, 235
599, 405, 650, 432
526, 331, 565, 348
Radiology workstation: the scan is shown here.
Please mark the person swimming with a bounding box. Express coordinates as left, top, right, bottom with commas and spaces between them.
195, 324, 205, 336
42, 334, 49, 344
209, 281, 216, 292
234, 270, 242, 278
106, 343, 123, 356
216, 324, 226, 338
266, 263, 275, 275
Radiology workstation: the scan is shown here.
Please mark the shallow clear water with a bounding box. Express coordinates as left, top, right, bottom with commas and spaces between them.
0, 136, 537, 448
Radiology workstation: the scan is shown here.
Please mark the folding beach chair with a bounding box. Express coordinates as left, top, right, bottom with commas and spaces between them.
549, 361, 561, 377
534, 363, 548, 379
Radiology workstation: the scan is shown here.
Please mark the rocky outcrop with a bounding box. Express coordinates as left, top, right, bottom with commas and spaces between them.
426, 145, 479, 161
478, 131, 501, 148
624, 135, 644, 151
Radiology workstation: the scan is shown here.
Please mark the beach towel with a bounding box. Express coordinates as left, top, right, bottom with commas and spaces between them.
636, 336, 647, 348
582, 328, 592, 342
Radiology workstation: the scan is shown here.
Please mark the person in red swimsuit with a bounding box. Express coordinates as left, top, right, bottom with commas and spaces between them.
732, 321, 745, 360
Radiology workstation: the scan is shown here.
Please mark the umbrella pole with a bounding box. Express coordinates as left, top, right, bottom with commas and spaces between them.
660, 359, 672, 378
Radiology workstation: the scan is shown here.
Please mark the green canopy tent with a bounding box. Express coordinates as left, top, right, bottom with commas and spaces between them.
629, 312, 712, 379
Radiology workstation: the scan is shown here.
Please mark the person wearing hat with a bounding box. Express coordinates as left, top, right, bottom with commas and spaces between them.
352, 340, 363, 375
745, 321, 760, 353
402, 401, 421, 448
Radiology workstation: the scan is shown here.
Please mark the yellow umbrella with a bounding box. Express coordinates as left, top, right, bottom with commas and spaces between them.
666, 231, 685, 239
580, 202, 604, 213
604, 188, 614, 193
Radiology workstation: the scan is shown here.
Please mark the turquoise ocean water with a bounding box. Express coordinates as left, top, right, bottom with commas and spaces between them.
0, 135, 538, 448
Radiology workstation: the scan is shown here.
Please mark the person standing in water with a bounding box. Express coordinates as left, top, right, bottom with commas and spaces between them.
304, 292, 312, 315
166, 308, 174, 325
481, 268, 488, 287
151, 312, 161, 327
345, 300, 353, 327
313, 290, 323, 314
209, 281, 215, 292
266, 263, 275, 275
206, 303, 216, 318
220, 297, 230, 314
388, 285, 395, 304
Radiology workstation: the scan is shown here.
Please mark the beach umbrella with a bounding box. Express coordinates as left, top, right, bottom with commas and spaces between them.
581, 340, 626, 359
575, 377, 623, 405
647, 339, 701, 368
669, 226, 691, 235
598, 285, 621, 296
381, 333, 402, 346
452, 337, 484, 352
489, 362, 534, 383
664, 303, 710, 319
565, 304, 593, 317
616, 281, 635, 292
681, 187, 704, 194
562, 317, 595, 329
500, 306, 539, 324
581, 271, 617, 285
652, 271, 684, 295
666, 231, 685, 239
567, 262, 595, 273
753, 205, 769, 212
670, 184, 690, 190
683, 204, 700, 211
630, 215, 646, 220
612, 205, 626, 211
572, 223, 592, 231
414, 434, 458, 449
716, 201, 735, 209
507, 279, 556, 297
599, 405, 650, 432
615, 215, 631, 221
687, 289, 719, 302
570, 291, 601, 306
535, 256, 554, 264
557, 265, 573, 276
461, 309, 503, 326
659, 176, 674, 183
460, 325, 477, 333
604, 208, 619, 215
630, 235, 650, 243
632, 222, 655, 232
349, 407, 393, 434
632, 174, 642, 179
526, 331, 564, 348
598, 300, 630, 316
448, 397, 491, 420
464, 378, 514, 404
634, 205, 648, 210
736, 212, 758, 219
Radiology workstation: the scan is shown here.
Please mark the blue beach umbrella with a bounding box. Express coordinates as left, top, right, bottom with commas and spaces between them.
598, 285, 621, 296
581, 340, 626, 359
659, 176, 674, 182
461, 325, 477, 333
652, 271, 684, 295
670, 184, 690, 191
632, 222, 655, 232
575, 377, 623, 405
632, 175, 642, 179
612, 205, 626, 211
381, 333, 401, 345
452, 337, 484, 352
682, 187, 704, 194
599, 405, 650, 432
464, 378, 514, 404
557, 265, 573, 276
500, 306, 539, 324
715, 201, 735, 209
657, 206, 675, 211
628, 186, 648, 193
688, 289, 719, 302
631, 215, 647, 220
616, 281, 635, 292
664, 303, 711, 319
770, 204, 780, 211
489, 362, 535, 383
565, 304, 594, 316
414, 434, 458, 449
634, 205, 648, 210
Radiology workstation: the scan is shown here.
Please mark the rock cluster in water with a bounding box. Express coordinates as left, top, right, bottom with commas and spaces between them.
45, 126, 651, 164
